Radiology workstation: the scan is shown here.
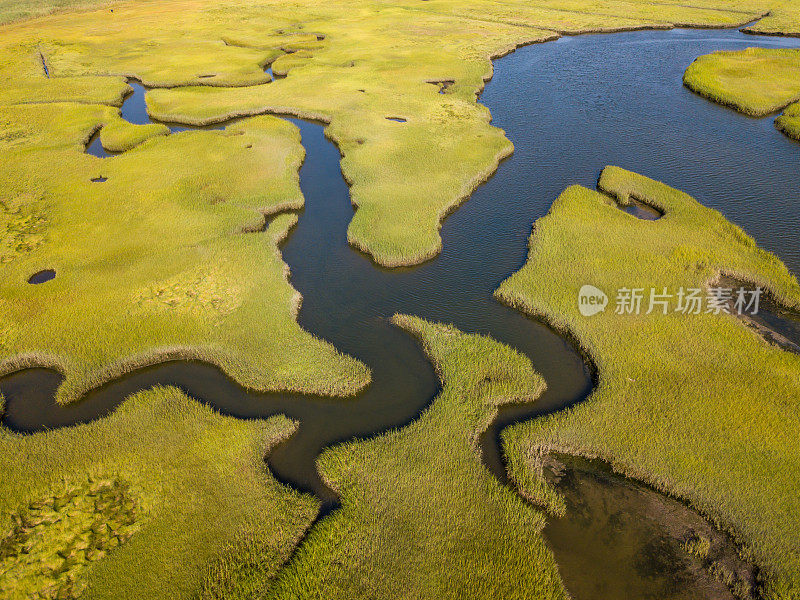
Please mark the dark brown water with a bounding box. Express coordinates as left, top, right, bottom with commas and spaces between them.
719, 276, 800, 353
542, 455, 758, 600
3, 25, 799, 598
622, 197, 664, 220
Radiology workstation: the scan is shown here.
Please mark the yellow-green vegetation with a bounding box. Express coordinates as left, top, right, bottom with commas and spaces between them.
3, 0, 794, 401
96, 119, 168, 153
265, 314, 566, 599
684, 47, 800, 142
499, 167, 800, 600
3, 0, 792, 266
741, 0, 800, 36
776, 101, 800, 139
685, 48, 800, 116
0, 478, 140, 599
0, 386, 319, 599
0, 107, 368, 403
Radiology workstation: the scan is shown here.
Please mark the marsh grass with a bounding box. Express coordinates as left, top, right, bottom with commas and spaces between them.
263, 315, 567, 599
742, 0, 800, 36
0, 477, 140, 599
0, 386, 319, 599
1, 0, 794, 267
498, 167, 800, 600
0, 108, 368, 403
684, 47, 800, 142
775, 101, 800, 139
2, 1, 800, 596
97, 119, 168, 152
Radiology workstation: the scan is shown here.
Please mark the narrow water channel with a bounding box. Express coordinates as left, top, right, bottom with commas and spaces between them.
2, 25, 799, 599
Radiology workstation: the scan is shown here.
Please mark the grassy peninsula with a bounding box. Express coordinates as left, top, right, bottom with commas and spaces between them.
0, 386, 318, 599
499, 167, 800, 599
266, 315, 566, 600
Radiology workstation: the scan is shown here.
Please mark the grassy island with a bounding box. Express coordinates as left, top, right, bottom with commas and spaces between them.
684, 47, 800, 141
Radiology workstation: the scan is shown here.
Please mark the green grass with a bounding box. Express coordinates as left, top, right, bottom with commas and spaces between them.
2, 1, 800, 597
0, 106, 368, 403
0, 0, 776, 265
97, 118, 168, 153
498, 167, 800, 600
2, 0, 780, 399
0, 386, 319, 599
0, 0, 794, 279
776, 101, 800, 139
742, 0, 800, 36
263, 314, 567, 599
683, 47, 800, 142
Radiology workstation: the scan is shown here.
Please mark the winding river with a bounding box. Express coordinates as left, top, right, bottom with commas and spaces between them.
2, 25, 799, 599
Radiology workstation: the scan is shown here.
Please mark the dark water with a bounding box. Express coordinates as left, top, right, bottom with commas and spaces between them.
86, 82, 226, 158
543, 455, 757, 600
720, 276, 800, 353
3, 25, 799, 599
39, 51, 50, 78
751, 305, 800, 352
3, 110, 591, 504
26, 269, 56, 284
621, 197, 663, 220
483, 27, 800, 276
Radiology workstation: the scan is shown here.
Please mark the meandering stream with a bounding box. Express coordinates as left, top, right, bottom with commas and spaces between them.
2, 25, 799, 599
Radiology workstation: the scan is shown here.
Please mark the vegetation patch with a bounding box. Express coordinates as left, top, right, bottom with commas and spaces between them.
742, 0, 800, 36
97, 119, 169, 153
684, 47, 800, 141
0, 478, 139, 600
0, 193, 47, 264
266, 315, 567, 599
498, 167, 800, 600
776, 101, 800, 140
0, 386, 319, 599
0, 107, 368, 402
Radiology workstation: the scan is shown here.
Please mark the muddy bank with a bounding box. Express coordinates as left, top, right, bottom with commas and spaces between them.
718, 275, 800, 353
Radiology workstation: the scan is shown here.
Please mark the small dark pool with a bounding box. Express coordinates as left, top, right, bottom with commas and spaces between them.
622, 198, 663, 220
27, 269, 56, 284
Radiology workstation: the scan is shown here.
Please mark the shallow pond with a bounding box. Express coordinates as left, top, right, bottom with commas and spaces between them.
26, 269, 56, 284
3, 25, 799, 599
543, 454, 757, 600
